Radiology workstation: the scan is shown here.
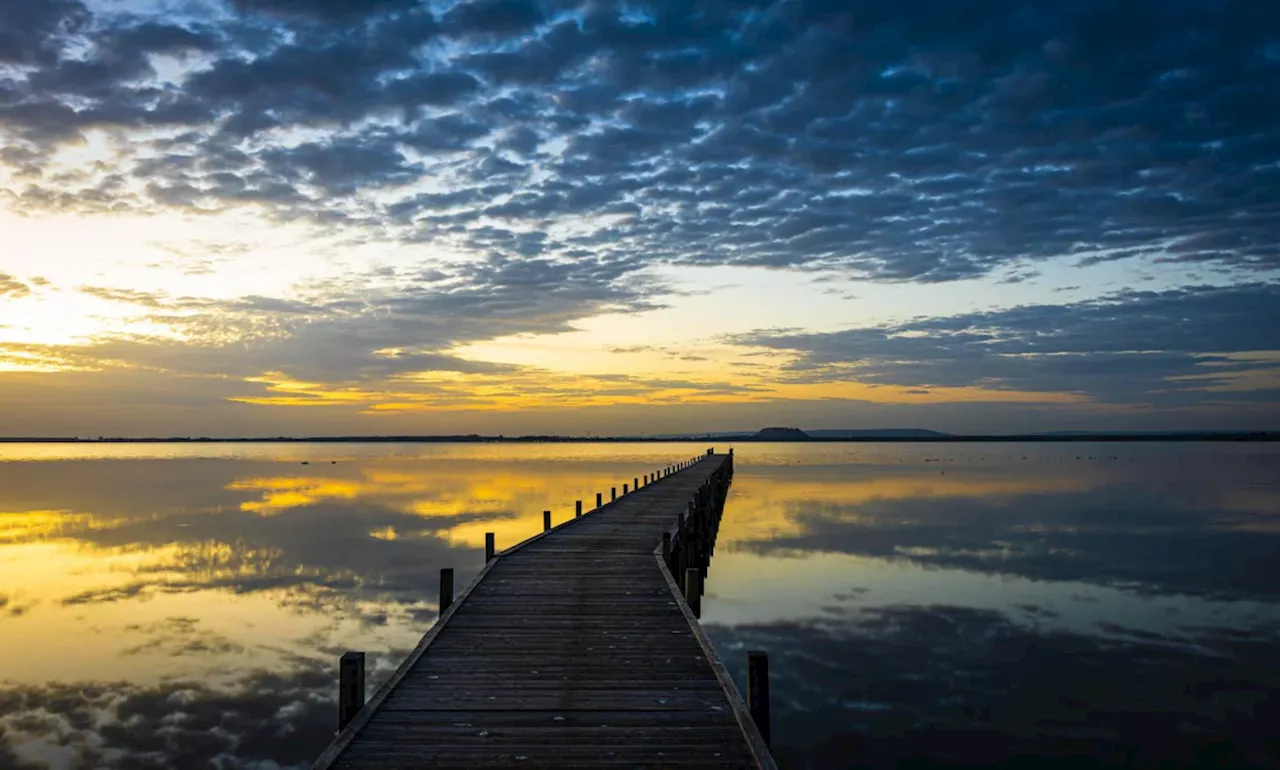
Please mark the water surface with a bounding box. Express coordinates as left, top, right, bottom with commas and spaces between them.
1, 442, 1276, 768
703, 443, 1280, 768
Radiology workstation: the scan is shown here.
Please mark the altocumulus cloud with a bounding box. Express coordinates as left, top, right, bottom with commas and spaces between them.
0, 274, 30, 299
1, 0, 1278, 279
1, 0, 1279, 430
732, 283, 1280, 407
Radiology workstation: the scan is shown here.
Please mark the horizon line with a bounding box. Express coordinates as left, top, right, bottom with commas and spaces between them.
1, 431, 1276, 444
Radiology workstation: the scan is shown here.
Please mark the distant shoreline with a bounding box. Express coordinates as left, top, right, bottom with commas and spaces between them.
1, 434, 1275, 443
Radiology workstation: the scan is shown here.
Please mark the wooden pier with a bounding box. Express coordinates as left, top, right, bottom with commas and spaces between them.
313, 450, 775, 769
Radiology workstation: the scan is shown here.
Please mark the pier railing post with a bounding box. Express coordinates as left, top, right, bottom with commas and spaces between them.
576, 500, 582, 518
543, 510, 551, 532
439, 568, 454, 615
684, 567, 702, 618
748, 651, 772, 746
338, 651, 365, 731
623, 483, 629, 495
611, 487, 616, 501
485, 532, 495, 562
597, 492, 603, 509
662, 531, 671, 569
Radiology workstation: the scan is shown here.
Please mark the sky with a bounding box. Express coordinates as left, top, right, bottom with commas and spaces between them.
0, 0, 1277, 437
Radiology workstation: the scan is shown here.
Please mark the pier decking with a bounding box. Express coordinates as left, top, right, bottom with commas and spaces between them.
312, 451, 774, 769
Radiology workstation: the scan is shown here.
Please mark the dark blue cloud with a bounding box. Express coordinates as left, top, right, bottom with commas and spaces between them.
732, 283, 1280, 405
2, 0, 1279, 284
443, 0, 545, 38
0, 1, 89, 65
230, 0, 424, 20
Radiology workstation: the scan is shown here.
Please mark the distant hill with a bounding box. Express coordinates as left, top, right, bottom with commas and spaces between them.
753, 426, 810, 440
807, 428, 949, 439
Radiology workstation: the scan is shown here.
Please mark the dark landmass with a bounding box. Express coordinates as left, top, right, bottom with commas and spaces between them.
807, 428, 950, 439
753, 427, 811, 440
0, 430, 1276, 443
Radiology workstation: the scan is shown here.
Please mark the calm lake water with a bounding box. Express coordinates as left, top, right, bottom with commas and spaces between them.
1, 442, 1277, 769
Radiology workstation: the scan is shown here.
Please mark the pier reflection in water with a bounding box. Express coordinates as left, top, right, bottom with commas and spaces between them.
0, 441, 1277, 769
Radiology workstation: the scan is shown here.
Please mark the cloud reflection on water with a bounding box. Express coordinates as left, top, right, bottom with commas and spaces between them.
0, 442, 1277, 768
703, 443, 1280, 768
0, 443, 688, 769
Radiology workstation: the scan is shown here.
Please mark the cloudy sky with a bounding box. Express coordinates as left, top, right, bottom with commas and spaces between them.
0, 0, 1277, 436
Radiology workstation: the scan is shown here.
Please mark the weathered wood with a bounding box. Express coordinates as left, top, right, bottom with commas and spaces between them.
439, 568, 454, 615
314, 454, 771, 770
576, 500, 582, 518
485, 532, 495, 562
684, 567, 702, 618
596, 492, 602, 509
748, 651, 771, 747
339, 652, 365, 730
544, 510, 551, 532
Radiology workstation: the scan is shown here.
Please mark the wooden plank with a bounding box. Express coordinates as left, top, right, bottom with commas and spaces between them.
353, 710, 745, 728
313, 454, 770, 770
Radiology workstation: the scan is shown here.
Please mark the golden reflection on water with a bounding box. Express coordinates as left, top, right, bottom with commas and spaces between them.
0, 443, 705, 693
2, 441, 1278, 770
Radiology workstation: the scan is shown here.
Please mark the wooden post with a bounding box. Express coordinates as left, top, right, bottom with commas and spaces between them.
747, 651, 772, 746
634, 477, 639, 490
485, 532, 495, 562
729, 448, 734, 456
662, 531, 671, 568
338, 651, 365, 730
676, 509, 688, 579
576, 500, 582, 518
439, 568, 454, 615
543, 510, 551, 532
623, 483, 629, 495
684, 567, 701, 617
